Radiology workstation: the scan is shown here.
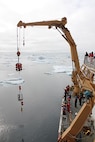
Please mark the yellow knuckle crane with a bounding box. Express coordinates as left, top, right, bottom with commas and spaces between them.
17, 17, 95, 142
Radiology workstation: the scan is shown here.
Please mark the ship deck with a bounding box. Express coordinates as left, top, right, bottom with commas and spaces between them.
58, 86, 95, 142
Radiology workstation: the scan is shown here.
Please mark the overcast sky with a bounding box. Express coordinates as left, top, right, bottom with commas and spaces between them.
0, 0, 95, 52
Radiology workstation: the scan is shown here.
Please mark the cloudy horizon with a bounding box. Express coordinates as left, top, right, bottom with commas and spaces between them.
0, 0, 95, 52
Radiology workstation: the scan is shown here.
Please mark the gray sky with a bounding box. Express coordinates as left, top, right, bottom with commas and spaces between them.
0, 0, 95, 52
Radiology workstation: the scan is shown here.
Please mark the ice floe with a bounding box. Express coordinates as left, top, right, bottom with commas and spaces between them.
44, 65, 72, 76
53, 65, 72, 73
0, 77, 25, 86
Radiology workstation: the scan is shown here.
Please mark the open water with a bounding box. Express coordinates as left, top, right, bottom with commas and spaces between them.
0, 51, 94, 142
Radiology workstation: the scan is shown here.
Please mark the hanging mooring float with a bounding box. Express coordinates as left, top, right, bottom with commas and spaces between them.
16, 63, 22, 71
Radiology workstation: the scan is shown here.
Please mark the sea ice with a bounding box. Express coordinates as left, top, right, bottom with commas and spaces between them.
0, 77, 25, 86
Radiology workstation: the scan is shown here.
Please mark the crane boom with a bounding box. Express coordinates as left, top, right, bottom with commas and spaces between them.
17, 17, 80, 91
17, 17, 67, 28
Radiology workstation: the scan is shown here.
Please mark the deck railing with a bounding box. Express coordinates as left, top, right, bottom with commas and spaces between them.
84, 56, 95, 69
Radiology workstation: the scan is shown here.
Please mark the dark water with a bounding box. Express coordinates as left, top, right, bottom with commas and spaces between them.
0, 52, 71, 142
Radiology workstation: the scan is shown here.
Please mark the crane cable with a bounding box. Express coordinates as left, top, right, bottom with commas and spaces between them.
16, 27, 24, 142
16, 28, 22, 71
23, 27, 25, 46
